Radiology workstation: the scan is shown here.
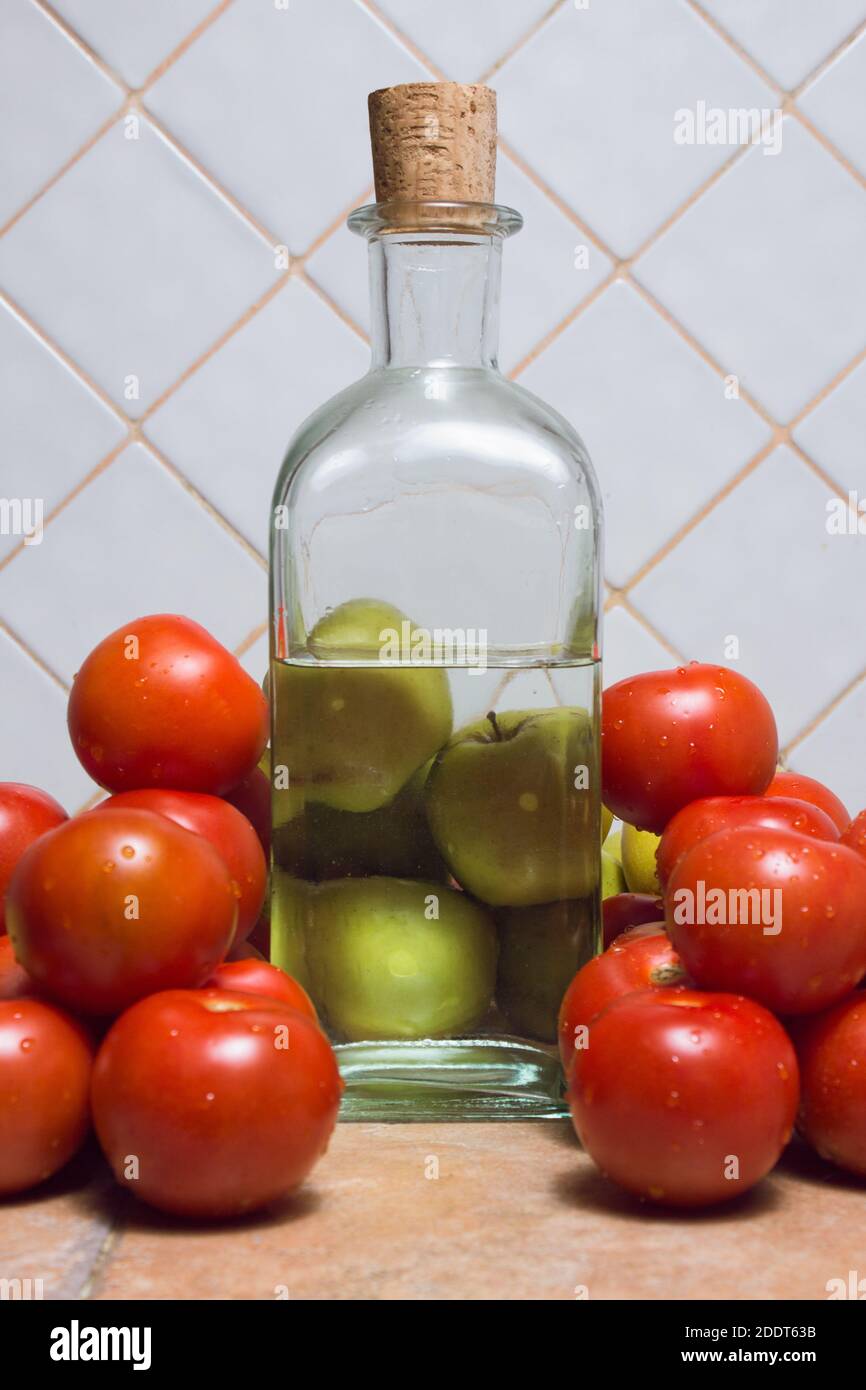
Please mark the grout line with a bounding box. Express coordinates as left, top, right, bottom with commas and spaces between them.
0, 106, 125, 240
684, 0, 785, 96
77, 1219, 122, 1301
0, 431, 131, 575
790, 18, 866, 97
142, 439, 268, 572
508, 267, 619, 378
620, 441, 777, 595
479, 0, 568, 82
297, 267, 369, 343
783, 667, 866, 759
790, 103, 866, 193
138, 0, 237, 92
355, 0, 446, 77
0, 289, 129, 426
31, 0, 131, 92
139, 271, 292, 422
140, 105, 281, 250
617, 595, 687, 664
784, 437, 858, 505
497, 135, 614, 256
235, 620, 268, 659
787, 344, 866, 431
0, 616, 69, 693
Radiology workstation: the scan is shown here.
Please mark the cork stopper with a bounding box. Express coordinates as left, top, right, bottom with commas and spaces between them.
368, 82, 497, 204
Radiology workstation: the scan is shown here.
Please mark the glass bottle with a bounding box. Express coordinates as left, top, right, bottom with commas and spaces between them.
269, 82, 602, 1120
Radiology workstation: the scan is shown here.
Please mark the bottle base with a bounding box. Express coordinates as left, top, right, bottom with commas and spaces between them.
334, 1037, 568, 1121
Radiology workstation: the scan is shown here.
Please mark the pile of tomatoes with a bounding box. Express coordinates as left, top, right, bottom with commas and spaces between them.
0, 615, 341, 1219
560, 661, 866, 1207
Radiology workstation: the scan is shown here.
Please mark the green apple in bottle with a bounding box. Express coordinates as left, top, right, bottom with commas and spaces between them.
496, 898, 595, 1042
424, 707, 598, 907
271, 599, 453, 814
304, 876, 496, 1041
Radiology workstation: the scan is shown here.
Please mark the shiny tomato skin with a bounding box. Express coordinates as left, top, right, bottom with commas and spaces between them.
95, 789, 266, 943
67, 615, 268, 795
765, 771, 849, 834
0, 784, 67, 933
6, 810, 236, 1016
0, 934, 39, 1001
840, 809, 866, 861
569, 988, 798, 1206
795, 994, 866, 1175
602, 892, 665, 949
666, 826, 866, 1015
205, 959, 317, 1021
657, 794, 839, 888
602, 663, 778, 833
558, 926, 687, 1074
91, 988, 342, 1218
223, 765, 270, 856
0, 998, 93, 1195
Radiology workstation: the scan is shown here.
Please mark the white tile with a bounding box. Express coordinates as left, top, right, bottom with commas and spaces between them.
0, 628, 96, 811
0, 115, 277, 416
0, 302, 126, 560
699, 0, 866, 90
793, 358, 866, 492
305, 152, 614, 374
495, 0, 777, 256
602, 605, 679, 689
373, 0, 553, 80
49, 0, 218, 88
0, 443, 265, 685
635, 117, 866, 422
788, 679, 866, 817
0, 0, 122, 226
145, 0, 429, 253
799, 29, 866, 178
630, 446, 866, 744
144, 280, 369, 556
519, 280, 770, 588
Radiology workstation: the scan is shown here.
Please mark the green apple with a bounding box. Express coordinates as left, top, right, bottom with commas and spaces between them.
269, 868, 313, 991
304, 876, 496, 1041
496, 899, 596, 1042
424, 707, 598, 907
270, 599, 453, 813
621, 823, 662, 895
601, 848, 627, 899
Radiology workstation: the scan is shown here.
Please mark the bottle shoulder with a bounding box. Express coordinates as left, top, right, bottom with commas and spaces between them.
272, 367, 601, 512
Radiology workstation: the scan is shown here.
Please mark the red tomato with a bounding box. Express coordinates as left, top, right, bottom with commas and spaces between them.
657, 794, 839, 888
602, 892, 665, 948
7, 809, 236, 1016
0, 784, 67, 933
765, 770, 849, 835
205, 959, 317, 1021
0, 998, 93, 1195
94, 789, 266, 943
67, 615, 268, 795
840, 809, 866, 861
223, 765, 270, 856
569, 988, 798, 1206
602, 663, 778, 833
666, 826, 866, 1015
558, 926, 687, 1074
0, 934, 38, 1001
795, 993, 866, 1176
91, 988, 342, 1218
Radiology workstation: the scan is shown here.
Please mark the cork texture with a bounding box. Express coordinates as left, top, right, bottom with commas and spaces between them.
368, 82, 497, 203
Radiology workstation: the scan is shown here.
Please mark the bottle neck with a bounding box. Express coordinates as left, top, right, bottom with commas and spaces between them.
368, 234, 502, 370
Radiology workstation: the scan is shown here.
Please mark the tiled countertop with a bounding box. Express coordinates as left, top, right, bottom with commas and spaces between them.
2, 1121, 860, 1300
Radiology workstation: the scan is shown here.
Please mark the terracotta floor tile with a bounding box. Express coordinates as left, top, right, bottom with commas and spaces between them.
79, 1122, 866, 1301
